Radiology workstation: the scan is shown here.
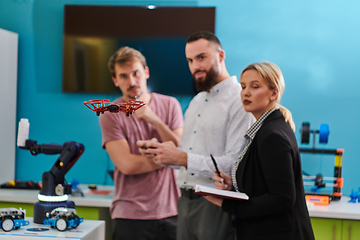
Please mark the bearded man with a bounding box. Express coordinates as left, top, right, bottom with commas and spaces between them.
137, 31, 255, 240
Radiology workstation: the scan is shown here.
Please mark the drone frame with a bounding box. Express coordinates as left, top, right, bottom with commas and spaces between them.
84, 99, 145, 116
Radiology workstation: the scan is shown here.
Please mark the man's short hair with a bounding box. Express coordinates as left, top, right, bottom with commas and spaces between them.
108, 46, 147, 77
186, 31, 222, 50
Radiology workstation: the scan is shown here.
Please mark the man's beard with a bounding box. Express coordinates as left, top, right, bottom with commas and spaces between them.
126, 86, 142, 100
193, 66, 219, 92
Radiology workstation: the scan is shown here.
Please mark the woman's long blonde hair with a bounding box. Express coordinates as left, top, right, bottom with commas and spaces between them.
241, 61, 295, 132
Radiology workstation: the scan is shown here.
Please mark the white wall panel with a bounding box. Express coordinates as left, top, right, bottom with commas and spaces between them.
0, 28, 18, 184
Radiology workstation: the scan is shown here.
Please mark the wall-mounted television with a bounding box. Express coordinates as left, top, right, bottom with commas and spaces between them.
62, 5, 216, 96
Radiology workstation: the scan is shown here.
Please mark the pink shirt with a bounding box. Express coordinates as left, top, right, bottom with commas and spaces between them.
99, 93, 183, 219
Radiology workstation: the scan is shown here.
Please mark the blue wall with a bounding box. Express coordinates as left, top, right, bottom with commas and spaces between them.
1, 0, 360, 196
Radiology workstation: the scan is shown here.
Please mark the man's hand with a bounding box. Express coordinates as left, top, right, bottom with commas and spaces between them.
105, 139, 163, 175
134, 105, 161, 125
135, 106, 182, 147
137, 138, 158, 159
136, 138, 187, 167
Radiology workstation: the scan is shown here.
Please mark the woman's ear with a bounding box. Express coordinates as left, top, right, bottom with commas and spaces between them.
271, 88, 279, 101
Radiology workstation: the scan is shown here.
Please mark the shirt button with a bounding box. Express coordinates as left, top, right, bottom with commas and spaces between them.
198, 114, 200, 117
194, 131, 196, 133
189, 148, 192, 150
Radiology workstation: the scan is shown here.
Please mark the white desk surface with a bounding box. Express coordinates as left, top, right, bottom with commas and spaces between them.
0, 217, 105, 240
2, 186, 360, 220
0, 184, 113, 208
308, 196, 360, 220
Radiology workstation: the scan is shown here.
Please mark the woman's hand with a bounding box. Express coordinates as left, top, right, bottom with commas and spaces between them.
213, 170, 233, 191
203, 195, 223, 207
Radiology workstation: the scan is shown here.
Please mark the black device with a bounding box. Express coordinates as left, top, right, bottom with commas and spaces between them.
19, 139, 84, 223
0, 180, 41, 190
210, 154, 221, 178
62, 5, 215, 96
300, 122, 343, 201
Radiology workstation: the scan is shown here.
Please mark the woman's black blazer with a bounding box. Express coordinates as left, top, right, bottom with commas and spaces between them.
222, 109, 315, 240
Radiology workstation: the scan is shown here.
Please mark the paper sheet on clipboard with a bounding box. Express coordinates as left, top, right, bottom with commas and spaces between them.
194, 184, 249, 200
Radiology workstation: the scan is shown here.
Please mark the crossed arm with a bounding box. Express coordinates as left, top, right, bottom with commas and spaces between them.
105, 105, 183, 175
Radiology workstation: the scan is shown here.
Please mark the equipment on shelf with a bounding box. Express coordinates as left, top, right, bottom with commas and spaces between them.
17, 118, 84, 224
43, 207, 83, 231
300, 122, 344, 204
348, 188, 360, 203
0, 208, 29, 232
0, 180, 41, 190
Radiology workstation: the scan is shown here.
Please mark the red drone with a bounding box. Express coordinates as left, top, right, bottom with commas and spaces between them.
84, 99, 145, 116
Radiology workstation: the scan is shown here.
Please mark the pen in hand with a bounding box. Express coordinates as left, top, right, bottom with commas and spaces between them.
210, 154, 221, 178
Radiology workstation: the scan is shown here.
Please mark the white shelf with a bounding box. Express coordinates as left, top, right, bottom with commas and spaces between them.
0, 184, 113, 208
309, 196, 360, 220
2, 186, 360, 221
0, 217, 105, 239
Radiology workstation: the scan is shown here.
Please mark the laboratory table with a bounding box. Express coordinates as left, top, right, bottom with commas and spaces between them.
3, 186, 360, 240
308, 196, 360, 220
0, 217, 105, 239
0, 184, 112, 240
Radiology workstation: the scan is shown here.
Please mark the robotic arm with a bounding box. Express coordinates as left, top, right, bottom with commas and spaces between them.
17, 119, 85, 224
20, 140, 84, 197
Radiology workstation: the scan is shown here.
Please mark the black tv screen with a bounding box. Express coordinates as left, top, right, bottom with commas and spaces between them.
62, 5, 216, 96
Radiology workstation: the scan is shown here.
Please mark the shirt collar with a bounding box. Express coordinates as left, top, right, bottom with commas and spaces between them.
245, 107, 278, 141
208, 76, 238, 94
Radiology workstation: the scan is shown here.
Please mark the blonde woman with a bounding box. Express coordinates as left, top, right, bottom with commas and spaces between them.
206, 62, 315, 240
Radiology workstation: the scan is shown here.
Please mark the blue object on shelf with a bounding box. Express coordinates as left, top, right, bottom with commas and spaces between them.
319, 124, 330, 144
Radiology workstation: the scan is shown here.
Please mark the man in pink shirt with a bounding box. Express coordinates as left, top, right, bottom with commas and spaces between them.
99, 46, 184, 240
